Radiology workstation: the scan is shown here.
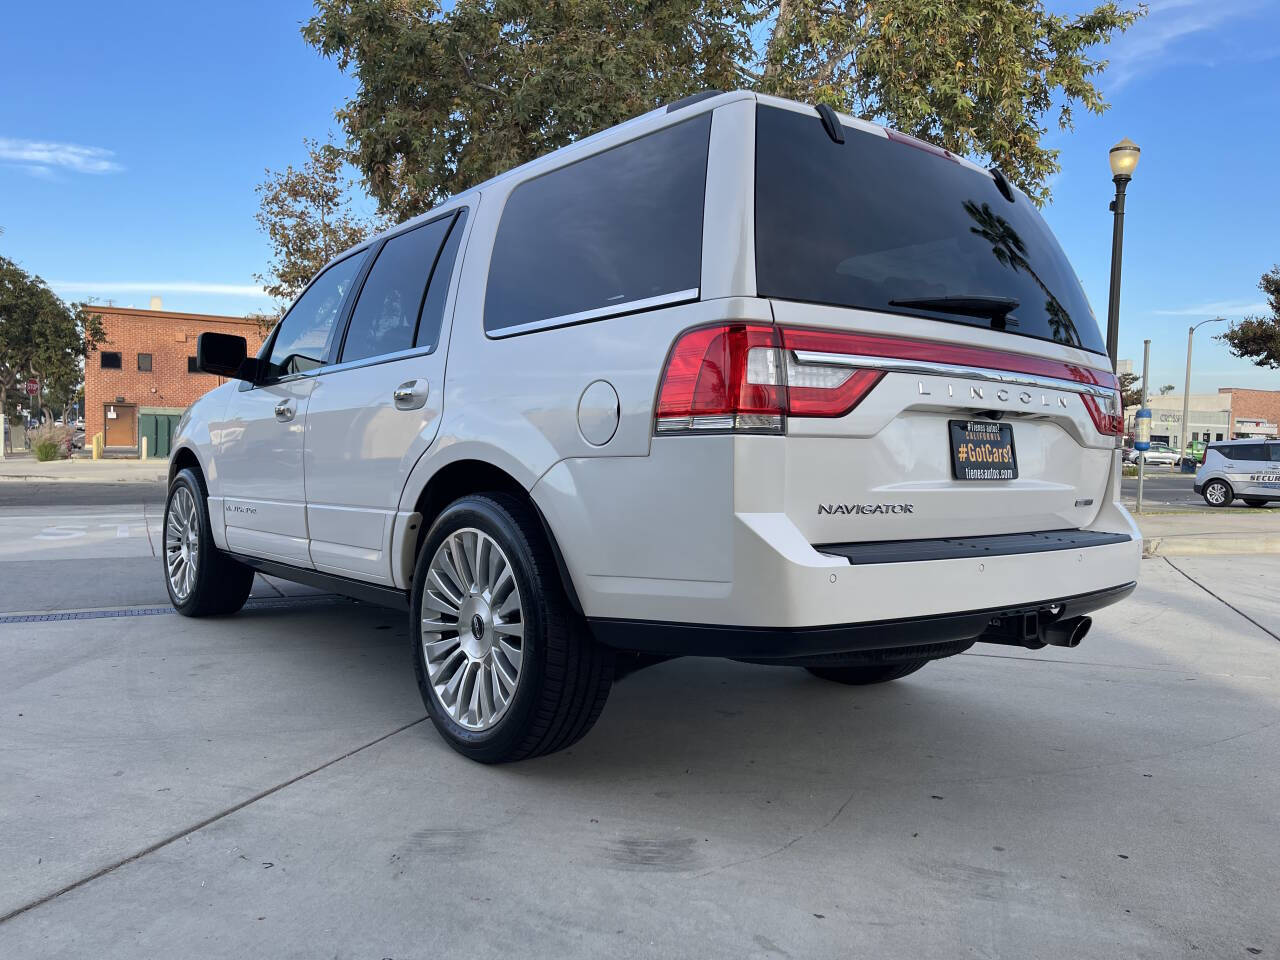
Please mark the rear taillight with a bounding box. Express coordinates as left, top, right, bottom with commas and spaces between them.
655, 324, 886, 434
1082, 391, 1124, 444
654, 324, 786, 434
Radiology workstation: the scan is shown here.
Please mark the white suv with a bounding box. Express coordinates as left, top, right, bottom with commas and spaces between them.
166, 91, 1141, 762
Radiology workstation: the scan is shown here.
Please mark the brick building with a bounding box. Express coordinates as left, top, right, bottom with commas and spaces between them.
85, 304, 267, 456
1220, 387, 1280, 438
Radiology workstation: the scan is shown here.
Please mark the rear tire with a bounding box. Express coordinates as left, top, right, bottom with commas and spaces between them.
163, 468, 255, 617
806, 660, 929, 685
1243, 498, 1270, 508
411, 493, 613, 763
1202, 479, 1233, 508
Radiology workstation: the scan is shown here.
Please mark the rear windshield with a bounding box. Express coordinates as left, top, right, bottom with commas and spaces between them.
755, 105, 1105, 355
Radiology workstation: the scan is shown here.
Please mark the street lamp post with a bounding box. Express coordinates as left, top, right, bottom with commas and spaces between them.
1105, 138, 1141, 369
1179, 317, 1227, 464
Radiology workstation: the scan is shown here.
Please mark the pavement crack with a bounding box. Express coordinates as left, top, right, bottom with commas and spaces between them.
1163, 557, 1280, 644
0, 716, 428, 927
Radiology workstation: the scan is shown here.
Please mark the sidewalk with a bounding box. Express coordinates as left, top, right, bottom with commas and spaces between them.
1137, 510, 1280, 557
0, 454, 167, 484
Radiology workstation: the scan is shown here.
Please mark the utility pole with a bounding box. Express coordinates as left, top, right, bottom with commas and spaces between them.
1136, 340, 1150, 514
1181, 317, 1227, 467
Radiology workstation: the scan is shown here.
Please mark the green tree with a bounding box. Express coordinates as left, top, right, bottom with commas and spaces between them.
1217, 265, 1280, 370
1118, 371, 1141, 409
1158, 383, 1175, 395
254, 136, 382, 324
0, 256, 104, 422
304, 0, 1142, 219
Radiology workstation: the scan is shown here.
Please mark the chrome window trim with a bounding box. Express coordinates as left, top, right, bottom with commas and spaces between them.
313, 345, 435, 378
790, 350, 1115, 399
486, 288, 700, 339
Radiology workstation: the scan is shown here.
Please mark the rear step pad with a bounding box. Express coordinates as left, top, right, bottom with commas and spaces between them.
818, 529, 1131, 565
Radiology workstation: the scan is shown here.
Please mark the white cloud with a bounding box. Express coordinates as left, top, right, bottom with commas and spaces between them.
0, 137, 123, 176
52, 281, 267, 297
1104, 0, 1268, 90
1152, 300, 1267, 318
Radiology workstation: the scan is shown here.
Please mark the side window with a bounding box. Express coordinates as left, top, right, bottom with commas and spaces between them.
1232, 444, 1266, 461
1270, 444, 1280, 463
264, 252, 365, 380
341, 215, 455, 364
484, 114, 711, 333
416, 210, 467, 350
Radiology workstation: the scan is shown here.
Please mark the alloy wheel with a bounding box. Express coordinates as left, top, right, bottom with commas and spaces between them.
421, 528, 525, 731
165, 486, 199, 601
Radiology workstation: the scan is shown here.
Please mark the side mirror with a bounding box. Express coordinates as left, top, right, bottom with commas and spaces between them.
196, 332, 251, 380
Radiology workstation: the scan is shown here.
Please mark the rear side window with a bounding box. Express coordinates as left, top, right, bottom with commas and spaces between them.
1229, 443, 1268, 461
264, 252, 365, 380
341, 214, 455, 364
755, 106, 1106, 355
484, 114, 711, 334
416, 209, 467, 350
1271, 444, 1280, 463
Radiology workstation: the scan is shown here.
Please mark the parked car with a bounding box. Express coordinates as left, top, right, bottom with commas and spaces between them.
1125, 442, 1178, 466
1194, 439, 1280, 507
164, 91, 1141, 762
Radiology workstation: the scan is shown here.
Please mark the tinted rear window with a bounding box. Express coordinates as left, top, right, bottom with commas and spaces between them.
1226, 443, 1268, 461
484, 114, 711, 333
755, 106, 1105, 355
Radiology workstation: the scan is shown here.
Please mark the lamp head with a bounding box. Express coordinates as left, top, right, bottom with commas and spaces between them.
1109, 138, 1141, 179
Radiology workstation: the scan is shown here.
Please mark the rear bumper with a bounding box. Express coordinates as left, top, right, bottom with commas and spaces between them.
589, 581, 1136, 660
1192, 481, 1204, 495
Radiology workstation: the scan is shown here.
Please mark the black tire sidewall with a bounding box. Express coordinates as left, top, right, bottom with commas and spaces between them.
410, 496, 550, 760
163, 468, 218, 614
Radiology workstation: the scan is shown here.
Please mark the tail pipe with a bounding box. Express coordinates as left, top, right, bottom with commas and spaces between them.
978, 611, 1093, 650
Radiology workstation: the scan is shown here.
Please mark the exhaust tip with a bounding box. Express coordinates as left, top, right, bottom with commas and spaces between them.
1044, 615, 1091, 648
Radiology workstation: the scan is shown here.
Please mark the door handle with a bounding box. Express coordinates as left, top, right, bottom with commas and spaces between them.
393, 379, 429, 411
274, 399, 296, 422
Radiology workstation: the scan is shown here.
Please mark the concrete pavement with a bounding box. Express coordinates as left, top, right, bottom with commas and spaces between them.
1, 554, 1277, 958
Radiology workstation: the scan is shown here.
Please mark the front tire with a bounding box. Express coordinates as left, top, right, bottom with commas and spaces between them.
806, 660, 929, 685
411, 494, 614, 763
163, 468, 255, 616
1202, 479, 1233, 508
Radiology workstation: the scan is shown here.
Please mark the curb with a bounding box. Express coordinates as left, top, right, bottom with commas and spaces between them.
1143, 535, 1280, 558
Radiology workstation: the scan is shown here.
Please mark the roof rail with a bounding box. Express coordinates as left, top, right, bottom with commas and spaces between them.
665, 90, 724, 113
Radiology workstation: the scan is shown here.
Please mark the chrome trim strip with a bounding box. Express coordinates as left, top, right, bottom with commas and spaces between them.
790, 350, 1114, 399
487, 288, 700, 339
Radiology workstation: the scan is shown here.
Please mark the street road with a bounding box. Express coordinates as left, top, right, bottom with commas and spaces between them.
1120, 467, 1204, 508
0, 480, 165, 508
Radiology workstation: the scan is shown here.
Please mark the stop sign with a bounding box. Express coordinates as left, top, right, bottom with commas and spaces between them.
25, 378, 38, 396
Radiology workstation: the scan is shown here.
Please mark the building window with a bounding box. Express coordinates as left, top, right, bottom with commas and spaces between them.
1216, 433, 1224, 441
100, 352, 122, 369
137, 353, 153, 372
187, 356, 199, 373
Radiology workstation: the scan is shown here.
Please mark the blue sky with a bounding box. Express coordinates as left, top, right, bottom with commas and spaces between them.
2, 0, 1278, 392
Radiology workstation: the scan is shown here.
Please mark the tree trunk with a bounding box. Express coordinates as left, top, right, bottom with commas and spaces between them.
764, 0, 792, 78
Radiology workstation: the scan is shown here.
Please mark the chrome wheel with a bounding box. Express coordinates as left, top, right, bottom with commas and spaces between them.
165, 486, 200, 602
421, 528, 524, 731
1205, 481, 1229, 506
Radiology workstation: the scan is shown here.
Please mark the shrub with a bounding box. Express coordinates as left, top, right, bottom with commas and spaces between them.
30, 424, 73, 461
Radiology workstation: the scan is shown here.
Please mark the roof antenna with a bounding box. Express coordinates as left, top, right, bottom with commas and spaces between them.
815, 103, 845, 145
989, 166, 1016, 203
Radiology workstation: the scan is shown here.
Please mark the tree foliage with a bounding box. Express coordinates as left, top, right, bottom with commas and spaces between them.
304, 0, 1142, 219
0, 256, 104, 422
1118, 371, 1141, 409
254, 136, 382, 320
1217, 265, 1280, 370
